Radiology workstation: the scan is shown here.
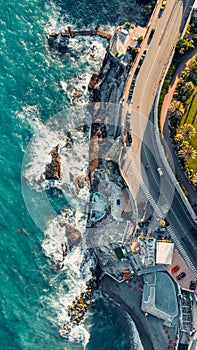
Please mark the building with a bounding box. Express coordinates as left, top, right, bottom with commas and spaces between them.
192, 0, 197, 23
138, 236, 156, 266
156, 242, 174, 265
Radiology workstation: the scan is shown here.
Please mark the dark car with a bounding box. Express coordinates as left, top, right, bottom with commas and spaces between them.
176, 272, 186, 280
189, 281, 196, 291
148, 29, 155, 44
126, 131, 132, 147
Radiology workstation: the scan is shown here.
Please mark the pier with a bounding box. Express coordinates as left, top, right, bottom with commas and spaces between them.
49, 26, 112, 41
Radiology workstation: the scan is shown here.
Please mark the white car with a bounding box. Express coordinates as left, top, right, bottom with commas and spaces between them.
157, 167, 163, 176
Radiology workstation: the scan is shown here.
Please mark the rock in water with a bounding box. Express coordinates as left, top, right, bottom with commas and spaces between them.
45, 145, 61, 180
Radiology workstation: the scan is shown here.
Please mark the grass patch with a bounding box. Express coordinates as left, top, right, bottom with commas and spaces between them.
158, 21, 197, 186
114, 247, 124, 260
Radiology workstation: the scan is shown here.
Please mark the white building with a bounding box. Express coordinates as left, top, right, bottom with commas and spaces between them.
156, 242, 174, 265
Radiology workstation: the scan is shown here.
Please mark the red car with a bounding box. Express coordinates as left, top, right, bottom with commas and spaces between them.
171, 265, 180, 273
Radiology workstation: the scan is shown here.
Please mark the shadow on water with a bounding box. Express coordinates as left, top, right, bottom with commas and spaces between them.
86, 296, 135, 350
52, 0, 146, 28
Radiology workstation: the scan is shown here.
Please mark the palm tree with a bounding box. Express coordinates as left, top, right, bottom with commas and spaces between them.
176, 124, 196, 141
169, 100, 185, 118
174, 132, 184, 144
178, 142, 197, 161
187, 55, 197, 84
191, 172, 197, 186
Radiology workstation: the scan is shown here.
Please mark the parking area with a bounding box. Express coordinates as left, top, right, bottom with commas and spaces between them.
166, 249, 197, 294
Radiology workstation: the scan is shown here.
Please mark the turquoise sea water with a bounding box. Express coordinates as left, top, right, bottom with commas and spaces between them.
0, 1, 145, 349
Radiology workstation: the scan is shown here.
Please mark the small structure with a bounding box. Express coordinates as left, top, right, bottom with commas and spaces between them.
192, 0, 197, 23
90, 192, 106, 222
156, 242, 174, 265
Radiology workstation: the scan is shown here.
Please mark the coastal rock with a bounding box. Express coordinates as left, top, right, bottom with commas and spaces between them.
74, 172, 90, 194
89, 136, 99, 182
45, 145, 61, 180
88, 72, 99, 91
59, 222, 82, 247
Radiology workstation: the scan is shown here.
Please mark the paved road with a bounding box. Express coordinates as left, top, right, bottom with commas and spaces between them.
122, 0, 197, 274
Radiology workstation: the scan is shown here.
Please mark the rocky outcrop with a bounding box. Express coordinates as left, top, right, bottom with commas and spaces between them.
59, 222, 82, 247
88, 72, 99, 91
45, 145, 61, 180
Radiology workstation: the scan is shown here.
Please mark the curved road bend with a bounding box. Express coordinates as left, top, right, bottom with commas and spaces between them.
121, 0, 197, 273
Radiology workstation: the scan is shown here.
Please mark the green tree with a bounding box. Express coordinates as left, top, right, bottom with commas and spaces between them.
138, 36, 144, 44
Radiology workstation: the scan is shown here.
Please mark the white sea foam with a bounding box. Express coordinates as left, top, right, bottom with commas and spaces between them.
19, 22, 110, 348
126, 314, 145, 350
42, 213, 95, 348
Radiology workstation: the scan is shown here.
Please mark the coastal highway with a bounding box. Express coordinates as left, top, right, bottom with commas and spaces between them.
122, 0, 197, 273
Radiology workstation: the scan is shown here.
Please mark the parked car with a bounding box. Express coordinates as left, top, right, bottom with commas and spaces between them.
171, 265, 180, 273
189, 281, 197, 291
157, 167, 163, 176
161, 0, 167, 10
176, 272, 186, 280
148, 28, 155, 44
126, 131, 132, 147
142, 49, 147, 58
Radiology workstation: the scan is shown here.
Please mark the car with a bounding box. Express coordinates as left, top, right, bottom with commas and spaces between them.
149, 28, 155, 39
156, 227, 166, 233
171, 265, 180, 273
157, 167, 163, 176
176, 272, 186, 280
161, 0, 167, 10
148, 29, 155, 43
142, 49, 147, 58
126, 131, 132, 147
138, 51, 147, 66
126, 109, 131, 119
189, 281, 196, 291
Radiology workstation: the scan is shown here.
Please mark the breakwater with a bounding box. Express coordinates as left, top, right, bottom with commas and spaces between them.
48, 27, 112, 51
49, 26, 112, 40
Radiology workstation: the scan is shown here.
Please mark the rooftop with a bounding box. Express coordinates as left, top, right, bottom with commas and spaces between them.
156, 241, 174, 265
138, 236, 156, 266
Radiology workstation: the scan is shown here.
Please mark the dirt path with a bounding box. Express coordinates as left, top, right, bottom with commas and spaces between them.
160, 48, 197, 210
